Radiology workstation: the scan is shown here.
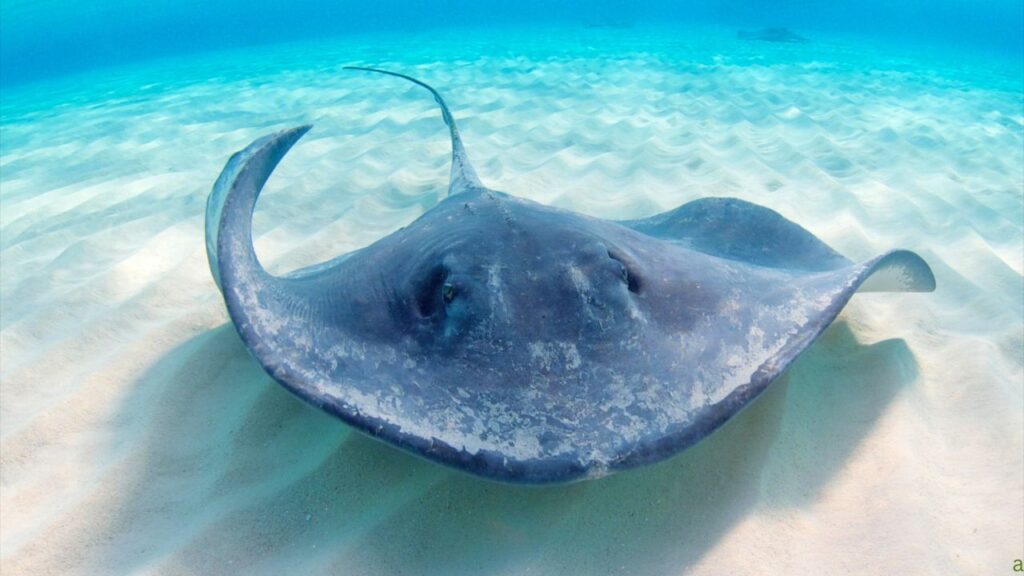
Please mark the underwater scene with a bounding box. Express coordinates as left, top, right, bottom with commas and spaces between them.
1, 1, 1022, 575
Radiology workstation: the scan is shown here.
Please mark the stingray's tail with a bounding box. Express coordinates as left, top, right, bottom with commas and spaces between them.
344, 66, 483, 196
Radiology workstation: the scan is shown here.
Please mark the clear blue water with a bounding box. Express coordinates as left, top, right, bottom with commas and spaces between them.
2, 0, 1022, 90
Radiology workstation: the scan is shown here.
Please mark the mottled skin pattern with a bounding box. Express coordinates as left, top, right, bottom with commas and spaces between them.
206, 70, 935, 483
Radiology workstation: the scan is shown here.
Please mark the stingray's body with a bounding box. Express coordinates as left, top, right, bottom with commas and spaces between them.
206, 68, 934, 483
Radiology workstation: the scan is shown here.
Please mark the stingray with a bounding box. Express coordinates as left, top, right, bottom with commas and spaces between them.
205, 67, 934, 483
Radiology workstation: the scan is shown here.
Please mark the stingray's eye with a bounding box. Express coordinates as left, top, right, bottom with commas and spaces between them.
442, 282, 455, 304
415, 265, 447, 317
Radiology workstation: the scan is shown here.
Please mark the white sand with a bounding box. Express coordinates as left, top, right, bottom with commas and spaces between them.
1, 28, 1021, 575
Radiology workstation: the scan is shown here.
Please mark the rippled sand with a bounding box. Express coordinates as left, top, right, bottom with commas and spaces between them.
1, 28, 1021, 575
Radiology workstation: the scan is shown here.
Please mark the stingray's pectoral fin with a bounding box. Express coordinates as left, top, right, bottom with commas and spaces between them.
621, 197, 855, 272
623, 196, 935, 292
777, 249, 934, 365
793, 249, 935, 349
205, 125, 312, 294
624, 247, 935, 475
725, 249, 934, 419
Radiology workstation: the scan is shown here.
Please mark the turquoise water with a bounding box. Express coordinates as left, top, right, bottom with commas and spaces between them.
1, 5, 1023, 576
1, 0, 1022, 89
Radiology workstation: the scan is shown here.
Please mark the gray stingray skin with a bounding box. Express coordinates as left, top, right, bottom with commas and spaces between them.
206, 68, 934, 483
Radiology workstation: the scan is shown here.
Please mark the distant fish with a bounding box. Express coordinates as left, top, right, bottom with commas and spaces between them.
206, 67, 932, 483
737, 27, 809, 43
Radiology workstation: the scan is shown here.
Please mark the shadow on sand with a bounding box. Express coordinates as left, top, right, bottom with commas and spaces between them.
84, 320, 916, 575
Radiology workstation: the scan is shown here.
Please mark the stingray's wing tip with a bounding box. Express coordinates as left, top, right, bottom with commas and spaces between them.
857, 249, 936, 293
282, 124, 313, 140
205, 124, 313, 293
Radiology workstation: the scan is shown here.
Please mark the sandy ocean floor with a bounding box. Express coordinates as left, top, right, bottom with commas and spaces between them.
1, 28, 1022, 575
